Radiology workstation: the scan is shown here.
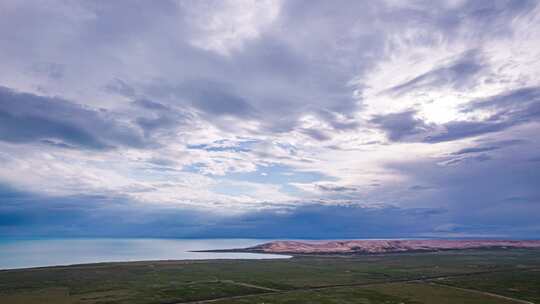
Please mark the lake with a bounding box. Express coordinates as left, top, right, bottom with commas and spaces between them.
0, 238, 290, 269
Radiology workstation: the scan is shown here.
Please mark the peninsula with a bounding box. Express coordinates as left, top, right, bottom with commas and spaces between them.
200, 239, 540, 255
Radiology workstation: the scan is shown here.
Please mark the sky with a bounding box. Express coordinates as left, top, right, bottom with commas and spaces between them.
0, 0, 539, 239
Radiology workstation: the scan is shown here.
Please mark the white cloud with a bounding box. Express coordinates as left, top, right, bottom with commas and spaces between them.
181, 0, 281, 55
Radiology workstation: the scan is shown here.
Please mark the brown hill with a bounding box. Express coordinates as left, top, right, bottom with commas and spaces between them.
241, 239, 540, 254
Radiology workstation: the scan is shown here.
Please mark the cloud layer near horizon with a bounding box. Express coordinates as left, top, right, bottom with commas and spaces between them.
1, 0, 539, 238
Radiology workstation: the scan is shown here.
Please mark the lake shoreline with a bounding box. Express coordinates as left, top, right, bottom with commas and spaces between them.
0, 238, 291, 270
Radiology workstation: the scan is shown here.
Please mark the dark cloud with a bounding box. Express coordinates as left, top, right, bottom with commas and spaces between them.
409, 185, 434, 191
301, 128, 331, 141
201, 204, 448, 239
0, 183, 449, 238
370, 110, 431, 141
384, 50, 485, 96
190, 90, 254, 118
316, 110, 359, 131
469, 153, 492, 162
373, 87, 540, 143
167, 80, 257, 118
131, 98, 193, 137
452, 139, 525, 155
105, 79, 137, 98
132, 99, 170, 111
424, 120, 508, 143
0, 186, 208, 237
427, 86, 540, 142
386, 137, 540, 237
441, 153, 493, 166
452, 145, 499, 155
135, 115, 176, 133
0, 86, 147, 149
316, 184, 357, 192
461, 86, 540, 114
39, 139, 77, 149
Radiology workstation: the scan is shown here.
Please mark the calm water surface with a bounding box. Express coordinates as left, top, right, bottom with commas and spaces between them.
0, 238, 290, 269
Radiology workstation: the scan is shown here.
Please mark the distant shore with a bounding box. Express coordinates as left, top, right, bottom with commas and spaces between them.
195, 239, 540, 255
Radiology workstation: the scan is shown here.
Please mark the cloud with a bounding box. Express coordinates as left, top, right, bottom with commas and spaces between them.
0, 183, 451, 238
316, 184, 357, 192
187, 139, 255, 152
409, 185, 434, 191
178, 80, 258, 118
0, 86, 149, 150
440, 153, 493, 166
31, 62, 65, 80
385, 133, 540, 234
183, 0, 281, 56
370, 110, 431, 141
0, 0, 539, 238
451, 139, 525, 155
384, 50, 486, 96
301, 128, 331, 141
452, 145, 499, 155
529, 156, 540, 162
461, 86, 540, 114
372, 86, 540, 143
426, 86, 540, 142
132, 99, 170, 111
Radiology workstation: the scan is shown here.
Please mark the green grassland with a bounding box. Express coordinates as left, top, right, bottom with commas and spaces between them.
437, 268, 540, 303
0, 249, 539, 304
213, 282, 523, 304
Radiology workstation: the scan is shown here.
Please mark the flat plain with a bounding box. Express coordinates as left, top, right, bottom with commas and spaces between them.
1, 249, 539, 304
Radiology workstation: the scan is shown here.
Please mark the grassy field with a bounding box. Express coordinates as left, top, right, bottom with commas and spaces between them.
212, 282, 524, 304
0, 249, 539, 303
